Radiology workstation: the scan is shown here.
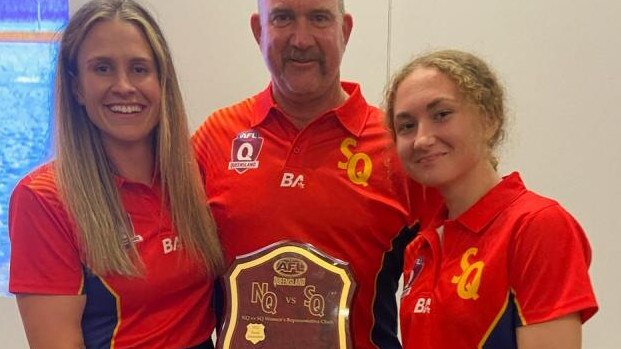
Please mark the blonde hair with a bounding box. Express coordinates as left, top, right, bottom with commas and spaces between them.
56, 0, 224, 276
384, 49, 506, 168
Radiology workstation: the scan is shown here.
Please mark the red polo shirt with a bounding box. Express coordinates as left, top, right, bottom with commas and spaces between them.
9, 163, 215, 348
400, 172, 598, 349
193, 82, 435, 349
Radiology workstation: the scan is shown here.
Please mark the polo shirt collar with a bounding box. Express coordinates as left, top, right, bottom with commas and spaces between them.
251, 81, 369, 136
432, 172, 527, 234
252, 84, 274, 127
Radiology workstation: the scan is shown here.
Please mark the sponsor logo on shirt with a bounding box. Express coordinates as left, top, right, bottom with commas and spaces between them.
121, 214, 143, 247
162, 236, 180, 254
121, 233, 143, 247
413, 297, 432, 314
229, 130, 264, 174
337, 137, 372, 186
451, 247, 485, 300
280, 172, 305, 188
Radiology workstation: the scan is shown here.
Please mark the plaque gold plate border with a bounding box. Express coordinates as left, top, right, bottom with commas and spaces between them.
220, 243, 354, 349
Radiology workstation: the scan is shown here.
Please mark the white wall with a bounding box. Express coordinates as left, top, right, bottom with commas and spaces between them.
0, 299, 27, 348
2, 1, 619, 348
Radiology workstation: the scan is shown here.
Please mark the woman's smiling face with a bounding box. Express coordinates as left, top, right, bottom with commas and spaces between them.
393, 67, 495, 191
74, 18, 161, 151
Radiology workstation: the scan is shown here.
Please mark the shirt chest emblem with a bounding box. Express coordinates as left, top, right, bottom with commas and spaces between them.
228, 130, 264, 174
337, 137, 372, 187
451, 247, 485, 300
403, 255, 425, 297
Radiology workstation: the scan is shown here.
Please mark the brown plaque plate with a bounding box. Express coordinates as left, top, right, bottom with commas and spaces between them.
217, 241, 356, 348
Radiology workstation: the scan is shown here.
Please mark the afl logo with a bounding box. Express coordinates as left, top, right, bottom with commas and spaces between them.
273, 257, 308, 277
228, 130, 264, 174
402, 256, 424, 297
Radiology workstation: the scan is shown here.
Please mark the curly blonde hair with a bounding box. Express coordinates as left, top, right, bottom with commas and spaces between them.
384, 49, 506, 168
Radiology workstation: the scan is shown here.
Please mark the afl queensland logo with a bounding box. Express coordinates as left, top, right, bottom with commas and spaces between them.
402, 256, 424, 297
273, 257, 308, 277
228, 130, 264, 174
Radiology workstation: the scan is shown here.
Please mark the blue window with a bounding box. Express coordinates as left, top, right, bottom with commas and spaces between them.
0, 0, 68, 296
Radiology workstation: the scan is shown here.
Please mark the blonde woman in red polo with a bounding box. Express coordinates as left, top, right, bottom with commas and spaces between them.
385, 50, 597, 349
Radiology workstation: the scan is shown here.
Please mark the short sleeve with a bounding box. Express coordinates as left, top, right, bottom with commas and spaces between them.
9, 183, 84, 295
509, 204, 598, 324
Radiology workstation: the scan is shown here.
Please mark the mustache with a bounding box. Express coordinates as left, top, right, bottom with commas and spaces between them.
284, 48, 323, 62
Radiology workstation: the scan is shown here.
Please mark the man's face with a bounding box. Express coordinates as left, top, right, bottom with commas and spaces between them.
252, 0, 352, 103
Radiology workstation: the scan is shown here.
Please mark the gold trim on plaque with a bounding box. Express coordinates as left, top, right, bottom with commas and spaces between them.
222, 245, 352, 349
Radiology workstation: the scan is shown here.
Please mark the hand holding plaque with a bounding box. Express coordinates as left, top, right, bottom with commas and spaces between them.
217, 241, 356, 349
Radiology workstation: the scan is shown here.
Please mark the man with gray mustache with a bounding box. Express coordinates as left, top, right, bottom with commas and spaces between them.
193, 1, 435, 348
